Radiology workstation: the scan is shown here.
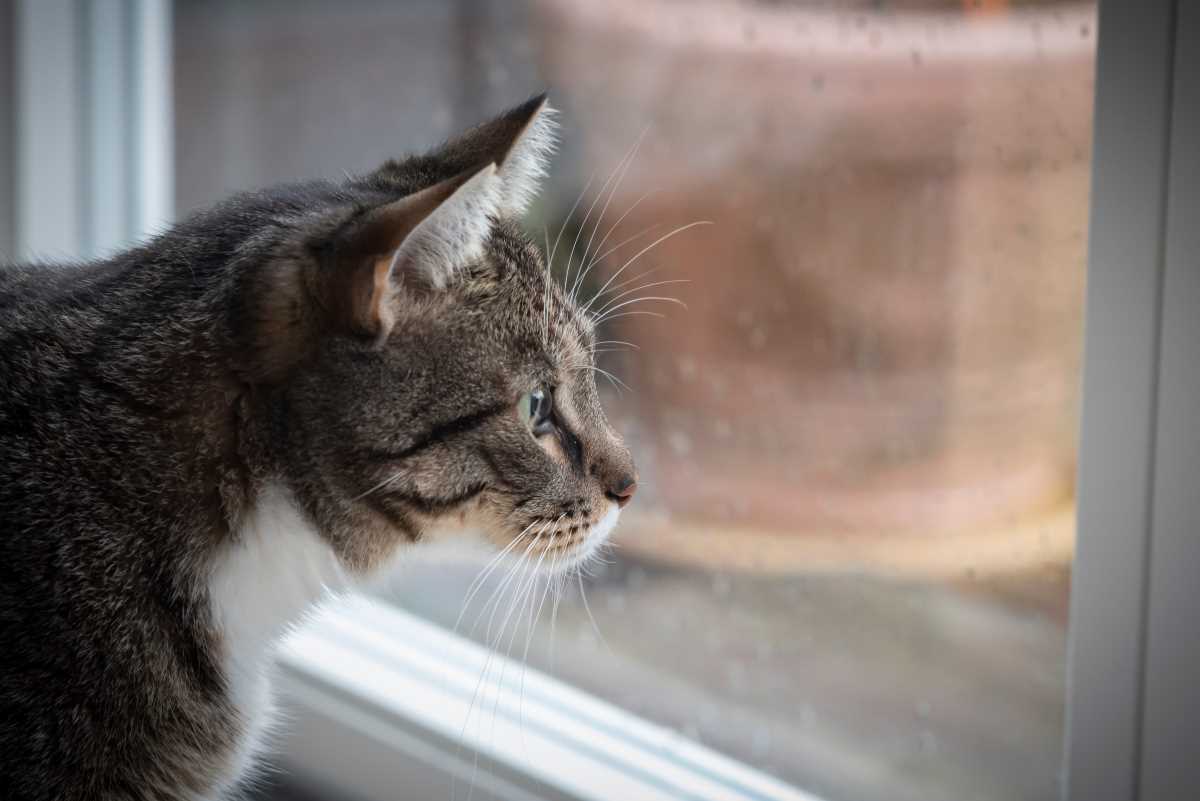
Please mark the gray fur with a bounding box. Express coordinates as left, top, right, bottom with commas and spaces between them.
0, 95, 635, 800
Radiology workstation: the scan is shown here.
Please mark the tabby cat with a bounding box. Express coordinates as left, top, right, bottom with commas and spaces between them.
0, 95, 637, 800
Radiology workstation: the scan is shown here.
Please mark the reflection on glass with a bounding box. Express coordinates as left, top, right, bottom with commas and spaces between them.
176, 2, 1096, 800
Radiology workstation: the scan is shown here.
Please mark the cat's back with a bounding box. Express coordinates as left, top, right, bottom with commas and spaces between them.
0, 256, 124, 317
0, 257, 135, 472
0, 252, 240, 800
0, 258, 131, 390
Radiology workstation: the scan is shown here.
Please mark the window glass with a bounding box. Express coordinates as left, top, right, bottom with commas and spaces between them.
175, 2, 1096, 799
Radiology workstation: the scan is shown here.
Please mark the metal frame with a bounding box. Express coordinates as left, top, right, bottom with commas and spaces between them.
1134, 2, 1200, 798
1064, 1, 1200, 799
0, 1, 15, 257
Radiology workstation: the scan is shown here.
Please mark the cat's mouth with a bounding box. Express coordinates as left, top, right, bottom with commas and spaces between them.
517, 501, 620, 572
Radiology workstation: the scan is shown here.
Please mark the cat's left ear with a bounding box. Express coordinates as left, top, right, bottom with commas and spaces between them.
434, 93, 557, 216
325, 163, 501, 343
240, 165, 497, 381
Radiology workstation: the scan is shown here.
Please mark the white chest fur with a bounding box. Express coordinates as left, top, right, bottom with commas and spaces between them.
207, 483, 347, 791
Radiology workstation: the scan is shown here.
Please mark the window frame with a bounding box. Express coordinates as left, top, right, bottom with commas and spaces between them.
1064, 1, 1200, 799
3, 0, 171, 261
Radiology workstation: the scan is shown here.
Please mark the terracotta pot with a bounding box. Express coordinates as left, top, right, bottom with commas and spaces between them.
537, 0, 1095, 575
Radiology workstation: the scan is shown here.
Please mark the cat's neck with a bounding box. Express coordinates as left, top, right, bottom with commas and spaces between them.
205, 481, 347, 789
208, 482, 347, 693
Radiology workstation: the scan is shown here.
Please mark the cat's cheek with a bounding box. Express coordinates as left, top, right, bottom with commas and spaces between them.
411, 502, 504, 549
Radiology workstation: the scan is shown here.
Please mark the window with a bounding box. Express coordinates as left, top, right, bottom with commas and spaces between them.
172, 2, 1098, 799
7, 1, 1198, 800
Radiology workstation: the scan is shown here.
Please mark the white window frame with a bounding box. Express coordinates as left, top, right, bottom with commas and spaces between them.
1064, 1, 1200, 799
3, 0, 1198, 798
6, 0, 171, 262
277, 597, 822, 801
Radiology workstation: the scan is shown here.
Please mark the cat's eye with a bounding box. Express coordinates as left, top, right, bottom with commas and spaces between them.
518, 387, 554, 435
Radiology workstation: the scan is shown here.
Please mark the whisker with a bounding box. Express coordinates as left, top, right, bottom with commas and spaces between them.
484, 512, 564, 764
590, 309, 666, 325
577, 191, 661, 291
578, 224, 666, 299
575, 364, 632, 395
489, 542, 549, 755
572, 129, 648, 303
588, 220, 713, 307
452, 525, 535, 636
549, 170, 596, 274
587, 549, 615, 567
516, 546, 562, 757
350, 470, 403, 502
456, 536, 536, 801
466, 547, 535, 801
590, 339, 641, 351
563, 133, 644, 297
469, 537, 535, 642
585, 265, 669, 312
592, 296, 688, 327
549, 562, 567, 669
576, 569, 613, 657
542, 225, 552, 343
591, 279, 691, 317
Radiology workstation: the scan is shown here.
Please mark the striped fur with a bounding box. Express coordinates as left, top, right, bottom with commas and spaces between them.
0, 95, 635, 800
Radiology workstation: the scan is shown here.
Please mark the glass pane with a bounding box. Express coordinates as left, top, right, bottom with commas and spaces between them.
175, 2, 1096, 800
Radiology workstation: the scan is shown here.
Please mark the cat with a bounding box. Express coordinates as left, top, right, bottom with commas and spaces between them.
0, 94, 637, 801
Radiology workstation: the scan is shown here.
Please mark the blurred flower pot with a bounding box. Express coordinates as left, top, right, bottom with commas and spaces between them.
538, 0, 1095, 576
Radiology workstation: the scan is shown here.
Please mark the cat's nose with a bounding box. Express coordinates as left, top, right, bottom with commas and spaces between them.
607, 475, 638, 508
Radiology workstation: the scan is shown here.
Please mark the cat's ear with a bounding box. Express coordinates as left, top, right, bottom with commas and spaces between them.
436, 93, 557, 216
329, 162, 502, 343
242, 165, 500, 382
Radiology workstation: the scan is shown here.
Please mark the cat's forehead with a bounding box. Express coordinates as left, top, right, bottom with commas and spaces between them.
483, 222, 594, 355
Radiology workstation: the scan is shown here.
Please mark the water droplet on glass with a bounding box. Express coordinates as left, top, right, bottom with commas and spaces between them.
668, 430, 692, 456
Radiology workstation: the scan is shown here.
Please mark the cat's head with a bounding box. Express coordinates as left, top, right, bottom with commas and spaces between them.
240, 96, 636, 575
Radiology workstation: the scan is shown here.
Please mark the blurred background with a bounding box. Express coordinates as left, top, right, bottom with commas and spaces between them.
0, 1, 1096, 800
